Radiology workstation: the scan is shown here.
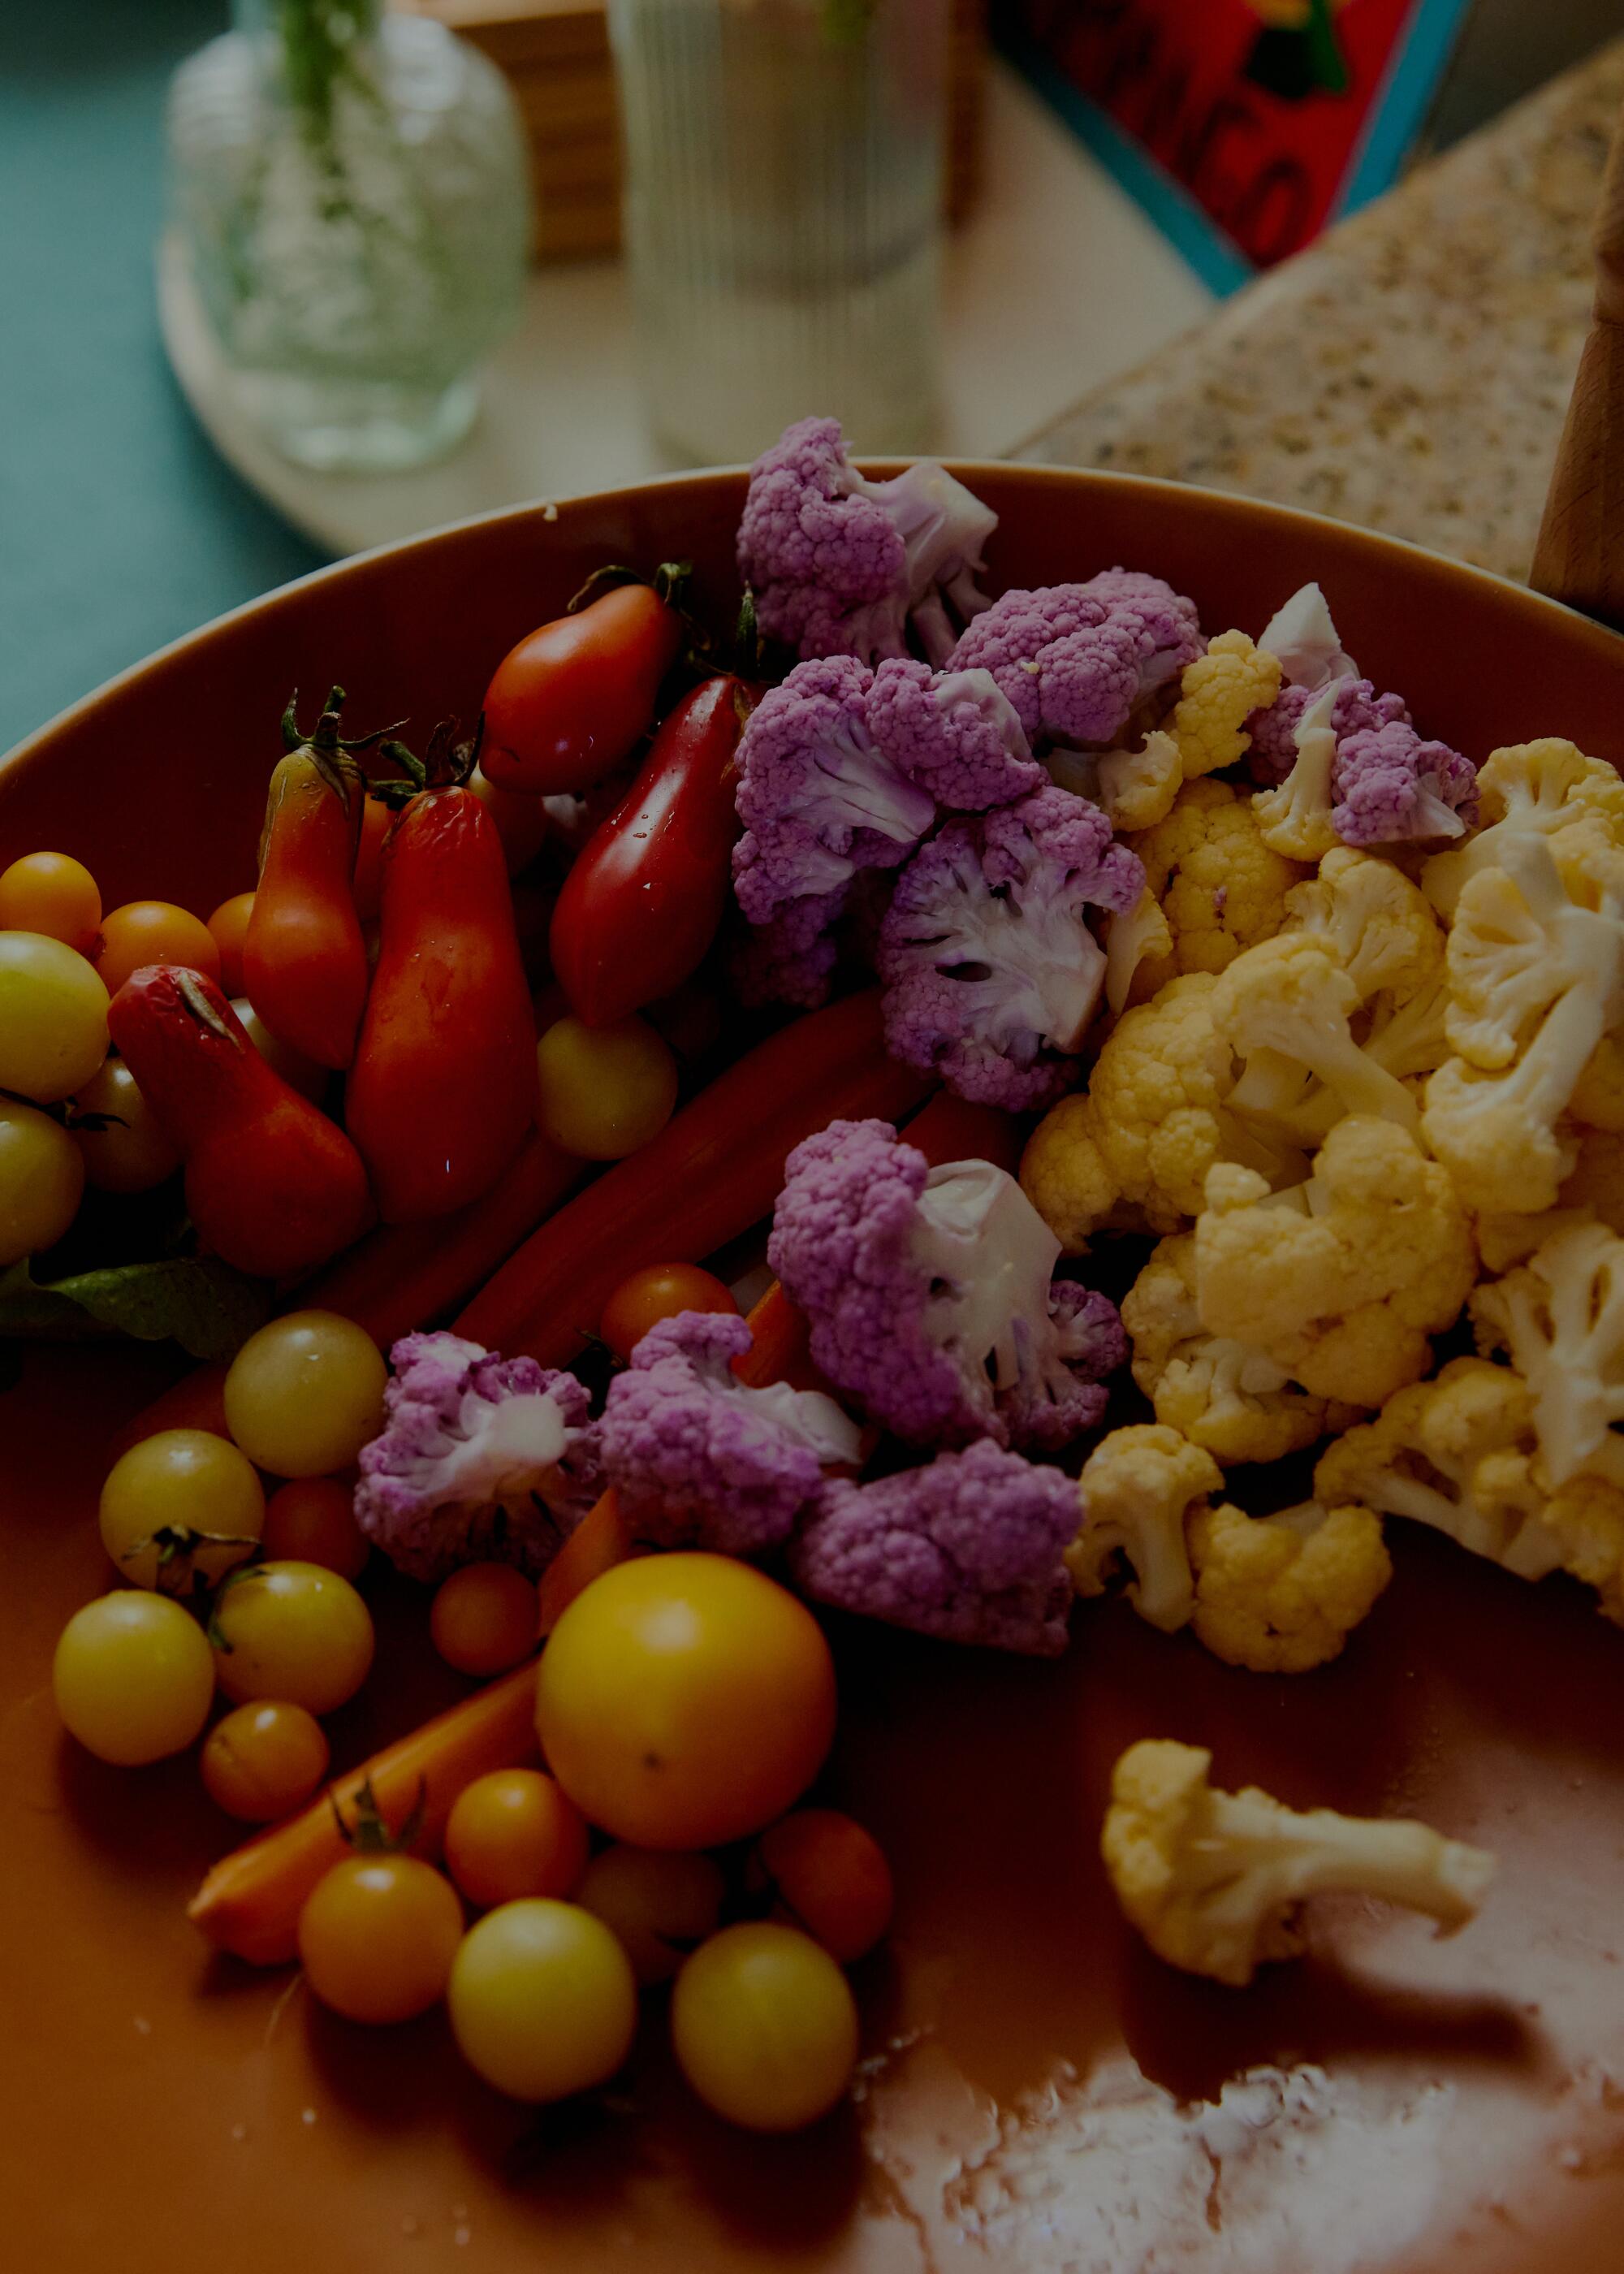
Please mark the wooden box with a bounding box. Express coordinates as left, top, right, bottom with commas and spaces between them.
400, 0, 987, 262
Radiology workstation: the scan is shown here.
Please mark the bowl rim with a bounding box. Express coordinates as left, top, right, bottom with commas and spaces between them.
7, 460, 1623, 772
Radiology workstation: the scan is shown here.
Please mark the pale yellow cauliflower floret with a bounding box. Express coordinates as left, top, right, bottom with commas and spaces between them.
1187, 1499, 1392, 1674
1251, 682, 1341, 862
1093, 729, 1184, 833
1069, 1423, 1221, 1630
1101, 1739, 1496, 1989
1122, 1234, 1338, 1465
1129, 779, 1309, 995
1311, 1358, 1562, 1578
1216, 932, 1423, 1148
1422, 738, 1624, 919
1540, 1473, 1624, 1625
1102, 887, 1175, 1021
1282, 847, 1445, 1014
1167, 629, 1282, 780
1021, 972, 1300, 1247
1194, 1120, 1476, 1410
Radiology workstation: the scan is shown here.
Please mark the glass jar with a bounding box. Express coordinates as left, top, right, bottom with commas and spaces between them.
608, 0, 948, 465
166, 0, 530, 473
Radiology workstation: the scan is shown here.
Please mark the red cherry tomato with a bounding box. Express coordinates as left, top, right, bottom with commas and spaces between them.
243, 719, 369, 1072
480, 581, 683, 798
549, 677, 752, 1028
599, 1262, 737, 1364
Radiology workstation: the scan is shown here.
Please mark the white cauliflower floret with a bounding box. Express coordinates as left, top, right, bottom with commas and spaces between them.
1102, 1739, 1496, 1987
1471, 1220, 1624, 1488
1194, 1122, 1476, 1410
1122, 1234, 1341, 1466
1423, 834, 1624, 1215
1069, 1423, 1221, 1630
1422, 738, 1624, 919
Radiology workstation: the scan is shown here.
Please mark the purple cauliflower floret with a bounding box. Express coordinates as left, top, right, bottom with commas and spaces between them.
788, 1438, 1078, 1655
1332, 719, 1479, 845
767, 1118, 1125, 1451
1256, 580, 1359, 694
598, 1309, 861, 1557
354, 1331, 599, 1584
949, 581, 1203, 756
730, 885, 850, 1009
737, 416, 998, 666
732, 656, 936, 929
864, 659, 1044, 811
876, 785, 1144, 1109
1245, 678, 1411, 787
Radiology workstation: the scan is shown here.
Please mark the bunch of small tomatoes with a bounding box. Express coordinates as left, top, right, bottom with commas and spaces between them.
0, 567, 751, 1279
51, 1264, 892, 2135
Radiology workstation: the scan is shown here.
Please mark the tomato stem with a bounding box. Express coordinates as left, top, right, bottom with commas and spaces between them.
329, 1773, 430, 1854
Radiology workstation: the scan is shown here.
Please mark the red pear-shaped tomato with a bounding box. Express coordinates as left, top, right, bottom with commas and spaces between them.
345, 786, 536, 1221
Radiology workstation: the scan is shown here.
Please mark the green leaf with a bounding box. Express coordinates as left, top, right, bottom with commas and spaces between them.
0, 1255, 272, 1361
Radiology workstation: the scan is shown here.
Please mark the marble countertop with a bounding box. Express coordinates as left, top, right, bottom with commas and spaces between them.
1017, 38, 1624, 583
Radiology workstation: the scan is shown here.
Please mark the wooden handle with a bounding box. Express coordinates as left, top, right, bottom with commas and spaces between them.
1530, 102, 1624, 630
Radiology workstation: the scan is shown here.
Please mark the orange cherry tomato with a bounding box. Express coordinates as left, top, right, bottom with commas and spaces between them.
535, 1554, 837, 1850
201, 1699, 330, 1822
598, 1262, 738, 1364
0, 851, 102, 953
352, 795, 393, 923
443, 1769, 589, 1909
430, 1563, 538, 1676
97, 901, 222, 997
749, 1809, 894, 1963
481, 581, 684, 798
261, 1476, 369, 1580
207, 893, 256, 998
297, 1853, 464, 2025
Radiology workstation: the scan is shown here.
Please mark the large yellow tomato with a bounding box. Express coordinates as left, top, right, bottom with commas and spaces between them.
534, 1554, 836, 1849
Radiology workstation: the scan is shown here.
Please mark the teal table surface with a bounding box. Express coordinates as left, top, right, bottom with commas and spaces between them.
0, 2, 326, 761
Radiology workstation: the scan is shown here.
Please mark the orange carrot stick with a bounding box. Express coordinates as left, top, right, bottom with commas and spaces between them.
901, 1090, 1026, 1174
456, 988, 930, 1366
187, 1661, 540, 1965
535, 1487, 636, 1636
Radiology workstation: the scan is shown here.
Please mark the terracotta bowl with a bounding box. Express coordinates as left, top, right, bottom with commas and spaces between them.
5, 468, 1624, 2274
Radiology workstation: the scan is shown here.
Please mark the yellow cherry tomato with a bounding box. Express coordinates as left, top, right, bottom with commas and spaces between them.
447, 1899, 637, 2100
0, 851, 102, 953
430, 1563, 538, 1676
443, 1769, 590, 1909
206, 892, 256, 998
231, 997, 326, 1100
672, 1922, 858, 2133
95, 900, 221, 997
298, 1853, 464, 2024
53, 1592, 217, 1766
535, 1014, 678, 1161
260, 1476, 369, 1580
0, 932, 109, 1104
99, 1428, 265, 1590
535, 1554, 837, 1850
0, 1096, 84, 1265
575, 1844, 727, 1987
223, 1311, 387, 1478
210, 1560, 374, 1714
201, 1698, 330, 1822
598, 1262, 736, 1364
71, 1057, 181, 1194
